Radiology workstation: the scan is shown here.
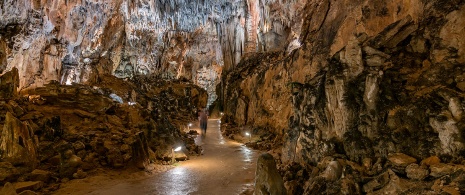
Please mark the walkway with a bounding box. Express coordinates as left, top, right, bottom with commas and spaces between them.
85, 119, 258, 195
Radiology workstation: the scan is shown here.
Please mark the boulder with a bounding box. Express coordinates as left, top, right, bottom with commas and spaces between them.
363, 170, 391, 193
420, 156, 440, 167
0, 162, 19, 183
13, 181, 43, 193
72, 169, 87, 179
174, 152, 188, 161
430, 163, 455, 178
0, 112, 38, 168
322, 161, 342, 181
60, 155, 82, 177
0, 68, 19, 99
388, 153, 417, 175
30, 169, 51, 183
405, 163, 429, 180
387, 153, 417, 167
369, 170, 407, 194
456, 82, 465, 92
254, 153, 286, 195
0, 182, 17, 195
68, 155, 83, 167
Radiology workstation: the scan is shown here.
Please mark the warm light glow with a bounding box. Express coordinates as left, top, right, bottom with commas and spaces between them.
188, 123, 193, 127
174, 146, 182, 152
220, 112, 224, 116
245, 132, 250, 136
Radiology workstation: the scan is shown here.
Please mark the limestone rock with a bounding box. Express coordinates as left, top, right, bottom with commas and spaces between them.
363, 46, 391, 67
0, 112, 38, 168
60, 155, 82, 178
30, 169, 51, 183
0, 182, 17, 195
174, 152, 188, 161
322, 161, 342, 181
448, 97, 463, 120
13, 181, 43, 193
0, 162, 19, 183
68, 155, 82, 168
421, 156, 441, 167
369, 170, 407, 194
456, 82, 465, 92
254, 153, 286, 195
0, 68, 19, 99
429, 117, 464, 155
405, 163, 429, 181
429, 163, 455, 178
72, 169, 87, 179
363, 170, 391, 193
340, 36, 363, 77
388, 153, 416, 167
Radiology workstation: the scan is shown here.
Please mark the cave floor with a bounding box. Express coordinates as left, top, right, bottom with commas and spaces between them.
52, 119, 258, 195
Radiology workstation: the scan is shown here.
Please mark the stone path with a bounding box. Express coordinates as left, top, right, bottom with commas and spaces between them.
83, 119, 258, 195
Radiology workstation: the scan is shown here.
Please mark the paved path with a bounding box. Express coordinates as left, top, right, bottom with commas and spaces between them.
87, 119, 258, 195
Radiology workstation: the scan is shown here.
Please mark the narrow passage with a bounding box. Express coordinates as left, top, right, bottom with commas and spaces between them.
86, 119, 258, 195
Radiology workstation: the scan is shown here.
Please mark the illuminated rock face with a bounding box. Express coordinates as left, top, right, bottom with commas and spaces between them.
220, 0, 465, 193
0, 0, 221, 95
1, 0, 465, 193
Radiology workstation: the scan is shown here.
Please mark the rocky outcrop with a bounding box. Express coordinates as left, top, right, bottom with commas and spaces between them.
0, 112, 38, 169
0, 67, 207, 193
254, 153, 286, 195
221, 0, 465, 194
0, 0, 222, 105
0, 67, 19, 99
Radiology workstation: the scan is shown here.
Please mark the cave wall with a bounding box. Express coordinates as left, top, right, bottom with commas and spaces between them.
0, 0, 307, 108
0, 0, 223, 100
222, 0, 465, 166
216, 0, 307, 71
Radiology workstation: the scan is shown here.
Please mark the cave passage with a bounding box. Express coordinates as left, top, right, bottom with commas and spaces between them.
53, 119, 258, 195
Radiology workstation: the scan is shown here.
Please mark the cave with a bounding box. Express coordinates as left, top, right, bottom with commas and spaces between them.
1, 0, 465, 194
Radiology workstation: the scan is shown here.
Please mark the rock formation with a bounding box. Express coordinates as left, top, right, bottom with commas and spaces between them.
219, 0, 465, 194
0, 68, 207, 192
254, 153, 286, 195
1, 0, 465, 194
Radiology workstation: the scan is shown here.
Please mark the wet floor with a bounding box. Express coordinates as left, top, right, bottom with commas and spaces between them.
85, 119, 258, 195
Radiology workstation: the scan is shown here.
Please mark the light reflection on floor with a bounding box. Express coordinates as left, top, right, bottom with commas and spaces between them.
85, 119, 258, 195
56, 120, 258, 195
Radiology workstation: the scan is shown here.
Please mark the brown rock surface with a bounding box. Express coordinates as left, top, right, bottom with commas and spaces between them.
0, 182, 17, 195
405, 163, 429, 181
13, 181, 43, 193
388, 153, 417, 167
254, 153, 286, 195
2, 0, 465, 194
429, 163, 455, 178
0, 112, 38, 168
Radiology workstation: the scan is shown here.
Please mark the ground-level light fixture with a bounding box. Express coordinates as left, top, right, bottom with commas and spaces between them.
172, 146, 182, 164
188, 123, 192, 131
220, 112, 224, 116
245, 132, 251, 142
